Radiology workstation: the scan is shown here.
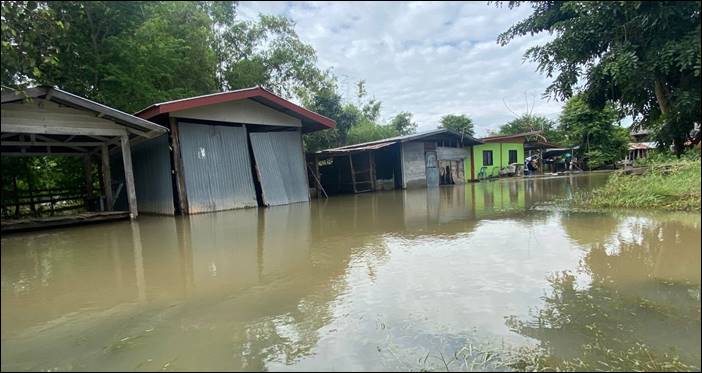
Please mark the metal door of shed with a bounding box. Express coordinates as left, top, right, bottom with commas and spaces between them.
425, 151, 439, 187
178, 122, 258, 213
249, 131, 309, 206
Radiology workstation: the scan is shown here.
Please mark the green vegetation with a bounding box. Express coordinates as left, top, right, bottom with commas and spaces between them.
497, 114, 565, 144
1, 1, 331, 112
438, 114, 474, 137
498, 1, 701, 155
303, 80, 417, 151
575, 157, 701, 211
559, 94, 629, 169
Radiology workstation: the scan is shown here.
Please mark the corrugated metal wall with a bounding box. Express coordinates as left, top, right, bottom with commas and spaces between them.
249, 130, 309, 206
132, 134, 174, 214
178, 122, 257, 213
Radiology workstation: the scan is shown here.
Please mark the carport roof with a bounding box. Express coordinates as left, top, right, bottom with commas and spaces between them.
135, 86, 336, 132
1, 86, 167, 137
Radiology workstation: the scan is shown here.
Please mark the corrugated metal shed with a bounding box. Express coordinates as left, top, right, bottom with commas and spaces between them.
319, 128, 483, 153
178, 122, 257, 213
250, 131, 309, 206
132, 134, 174, 215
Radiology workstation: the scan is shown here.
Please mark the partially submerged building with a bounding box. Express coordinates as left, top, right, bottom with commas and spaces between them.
472, 131, 544, 179
1, 86, 167, 231
134, 86, 336, 215
310, 129, 483, 195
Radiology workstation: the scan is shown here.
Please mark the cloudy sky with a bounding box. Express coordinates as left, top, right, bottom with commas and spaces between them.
239, 1, 561, 136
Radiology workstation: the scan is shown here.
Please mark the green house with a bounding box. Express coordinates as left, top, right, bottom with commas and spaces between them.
467, 132, 536, 181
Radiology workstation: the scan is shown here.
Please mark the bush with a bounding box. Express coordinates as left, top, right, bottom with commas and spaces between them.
575, 159, 701, 211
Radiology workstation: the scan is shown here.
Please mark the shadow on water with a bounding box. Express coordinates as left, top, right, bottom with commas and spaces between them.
1, 173, 699, 371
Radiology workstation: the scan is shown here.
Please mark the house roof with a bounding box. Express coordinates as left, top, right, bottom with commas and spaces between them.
524, 140, 562, 151
135, 86, 336, 132
480, 130, 544, 143
1, 86, 167, 138
628, 141, 657, 150
315, 128, 483, 156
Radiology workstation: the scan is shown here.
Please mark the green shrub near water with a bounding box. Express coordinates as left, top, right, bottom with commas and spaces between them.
575, 156, 701, 211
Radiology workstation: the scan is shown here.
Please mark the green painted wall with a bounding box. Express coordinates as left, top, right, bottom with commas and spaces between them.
471, 142, 524, 180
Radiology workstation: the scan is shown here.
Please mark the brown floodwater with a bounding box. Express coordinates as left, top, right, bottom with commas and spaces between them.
1, 174, 700, 371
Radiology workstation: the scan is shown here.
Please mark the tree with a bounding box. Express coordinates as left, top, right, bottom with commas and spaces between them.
1, 1, 330, 112
498, 1, 701, 155
439, 114, 474, 137
559, 95, 629, 169
389, 111, 417, 135
346, 120, 398, 145
499, 114, 565, 144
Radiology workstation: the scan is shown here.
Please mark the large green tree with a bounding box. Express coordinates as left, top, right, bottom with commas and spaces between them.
1, 1, 330, 113
560, 95, 629, 169
498, 114, 565, 144
498, 1, 701, 155
439, 114, 475, 137
389, 111, 417, 135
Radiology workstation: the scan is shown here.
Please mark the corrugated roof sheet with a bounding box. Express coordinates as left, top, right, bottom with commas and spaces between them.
628, 142, 657, 150
1, 86, 167, 138
135, 86, 335, 132
316, 128, 482, 155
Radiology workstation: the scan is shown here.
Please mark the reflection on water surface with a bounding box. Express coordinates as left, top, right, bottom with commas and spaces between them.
2, 174, 699, 371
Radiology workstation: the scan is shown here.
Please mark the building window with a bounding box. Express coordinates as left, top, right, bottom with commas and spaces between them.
483, 150, 493, 166
508, 149, 518, 164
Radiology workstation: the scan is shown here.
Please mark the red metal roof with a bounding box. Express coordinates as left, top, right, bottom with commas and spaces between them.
135, 86, 336, 131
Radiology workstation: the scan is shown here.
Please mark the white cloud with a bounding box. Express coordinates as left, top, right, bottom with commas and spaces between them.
239, 1, 562, 136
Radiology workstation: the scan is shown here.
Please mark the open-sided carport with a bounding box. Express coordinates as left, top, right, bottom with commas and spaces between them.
1, 86, 167, 231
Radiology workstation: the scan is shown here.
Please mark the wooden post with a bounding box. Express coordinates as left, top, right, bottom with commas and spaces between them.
83, 154, 94, 211
120, 134, 138, 219
349, 154, 357, 193
25, 161, 36, 216
369, 151, 376, 191
169, 116, 189, 215
315, 155, 320, 198
101, 144, 113, 211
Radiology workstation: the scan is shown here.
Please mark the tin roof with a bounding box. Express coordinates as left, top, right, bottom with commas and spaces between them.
135, 86, 336, 132
318, 128, 483, 155
1, 86, 167, 138
628, 142, 657, 150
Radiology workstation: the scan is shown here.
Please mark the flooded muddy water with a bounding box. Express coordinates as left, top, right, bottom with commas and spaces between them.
2, 174, 700, 371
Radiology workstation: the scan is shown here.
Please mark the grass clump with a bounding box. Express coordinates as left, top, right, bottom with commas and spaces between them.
575, 157, 700, 211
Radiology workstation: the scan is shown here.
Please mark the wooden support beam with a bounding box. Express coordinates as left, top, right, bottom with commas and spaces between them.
369, 152, 376, 191
120, 134, 138, 219
169, 117, 189, 215
1, 140, 105, 147
101, 144, 113, 211
349, 154, 357, 193
315, 155, 321, 198
1, 124, 127, 137
83, 155, 94, 211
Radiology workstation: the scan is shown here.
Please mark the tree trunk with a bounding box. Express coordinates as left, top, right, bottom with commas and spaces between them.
654, 79, 682, 157
654, 79, 671, 114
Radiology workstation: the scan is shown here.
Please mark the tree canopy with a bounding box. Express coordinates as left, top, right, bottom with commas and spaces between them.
439, 114, 475, 137
389, 111, 417, 136
498, 114, 565, 144
559, 95, 629, 169
1, 1, 332, 113
498, 1, 701, 154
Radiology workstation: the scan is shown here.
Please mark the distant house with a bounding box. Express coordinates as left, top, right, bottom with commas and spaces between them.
471, 131, 541, 179
310, 129, 483, 195
133, 86, 335, 215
